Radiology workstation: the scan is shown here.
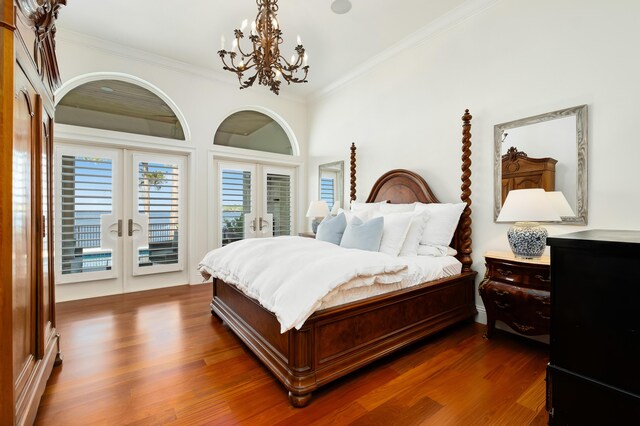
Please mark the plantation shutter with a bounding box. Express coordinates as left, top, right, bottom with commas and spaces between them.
57, 152, 118, 283
136, 161, 180, 267
266, 172, 293, 237
320, 177, 335, 211
220, 167, 254, 246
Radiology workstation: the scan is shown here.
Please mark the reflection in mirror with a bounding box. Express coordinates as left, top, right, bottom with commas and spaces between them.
494, 105, 588, 224
318, 161, 344, 213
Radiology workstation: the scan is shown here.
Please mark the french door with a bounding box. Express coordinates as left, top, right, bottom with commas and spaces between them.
217, 160, 295, 247
54, 144, 188, 300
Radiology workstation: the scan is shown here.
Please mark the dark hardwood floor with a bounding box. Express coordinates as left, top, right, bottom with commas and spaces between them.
36, 284, 549, 425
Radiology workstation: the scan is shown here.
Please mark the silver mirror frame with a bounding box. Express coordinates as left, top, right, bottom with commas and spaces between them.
494, 104, 588, 225
318, 161, 344, 211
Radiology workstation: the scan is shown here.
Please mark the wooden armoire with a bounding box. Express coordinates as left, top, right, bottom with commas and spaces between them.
501, 146, 557, 204
1, 1, 65, 424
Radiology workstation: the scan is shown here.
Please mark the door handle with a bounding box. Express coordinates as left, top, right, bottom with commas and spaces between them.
118, 219, 123, 237
259, 217, 268, 231
128, 219, 133, 237
249, 217, 257, 232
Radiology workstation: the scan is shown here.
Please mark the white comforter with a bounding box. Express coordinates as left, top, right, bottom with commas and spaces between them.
198, 236, 409, 333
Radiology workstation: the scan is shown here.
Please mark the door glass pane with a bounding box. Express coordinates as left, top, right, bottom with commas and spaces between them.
137, 161, 180, 267
266, 173, 292, 237
60, 156, 113, 275
320, 177, 335, 211
221, 169, 252, 246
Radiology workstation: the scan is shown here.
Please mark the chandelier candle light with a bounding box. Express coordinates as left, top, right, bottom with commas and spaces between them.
218, 0, 309, 95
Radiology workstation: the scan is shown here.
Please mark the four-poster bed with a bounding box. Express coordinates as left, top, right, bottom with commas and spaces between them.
208, 109, 476, 407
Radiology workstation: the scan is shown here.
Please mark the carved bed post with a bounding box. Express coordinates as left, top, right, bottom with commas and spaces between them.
350, 142, 357, 202
459, 109, 473, 272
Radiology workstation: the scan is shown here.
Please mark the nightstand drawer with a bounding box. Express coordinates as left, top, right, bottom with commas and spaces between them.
480, 280, 550, 335
487, 260, 550, 290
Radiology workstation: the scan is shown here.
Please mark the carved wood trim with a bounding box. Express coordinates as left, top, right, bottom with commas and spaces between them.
459, 109, 473, 271
14, 0, 66, 92
349, 142, 356, 202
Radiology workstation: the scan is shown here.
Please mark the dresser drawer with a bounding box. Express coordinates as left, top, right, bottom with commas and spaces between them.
480, 280, 550, 335
487, 260, 550, 290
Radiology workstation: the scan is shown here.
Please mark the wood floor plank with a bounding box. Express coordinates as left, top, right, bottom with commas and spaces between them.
35, 284, 549, 425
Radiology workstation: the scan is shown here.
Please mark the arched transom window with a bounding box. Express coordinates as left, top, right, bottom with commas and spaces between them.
56, 79, 185, 140
214, 111, 292, 155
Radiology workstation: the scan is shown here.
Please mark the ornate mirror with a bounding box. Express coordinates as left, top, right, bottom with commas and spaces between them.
494, 104, 588, 224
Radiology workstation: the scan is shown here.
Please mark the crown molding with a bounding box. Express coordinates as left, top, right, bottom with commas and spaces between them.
310, 0, 500, 101
55, 28, 307, 104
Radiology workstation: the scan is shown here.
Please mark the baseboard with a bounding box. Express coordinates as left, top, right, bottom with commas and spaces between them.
474, 304, 487, 324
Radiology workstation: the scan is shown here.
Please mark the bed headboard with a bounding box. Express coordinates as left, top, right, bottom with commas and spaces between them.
349, 109, 474, 272
365, 169, 439, 204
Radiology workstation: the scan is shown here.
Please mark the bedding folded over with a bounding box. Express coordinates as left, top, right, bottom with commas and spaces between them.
199, 236, 409, 333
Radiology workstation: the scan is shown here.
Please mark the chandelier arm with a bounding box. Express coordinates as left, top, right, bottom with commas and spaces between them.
278, 54, 303, 71
235, 40, 253, 58
219, 54, 237, 72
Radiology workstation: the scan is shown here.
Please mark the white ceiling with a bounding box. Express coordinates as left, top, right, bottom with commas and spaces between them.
57, 0, 470, 97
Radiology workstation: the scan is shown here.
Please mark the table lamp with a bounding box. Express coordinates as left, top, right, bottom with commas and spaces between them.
497, 188, 561, 258
546, 191, 575, 219
306, 200, 329, 234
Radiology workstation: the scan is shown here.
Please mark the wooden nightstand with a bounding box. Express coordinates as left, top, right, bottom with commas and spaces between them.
479, 251, 550, 338
298, 232, 316, 238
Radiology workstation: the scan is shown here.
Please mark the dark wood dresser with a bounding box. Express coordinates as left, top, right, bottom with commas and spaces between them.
479, 251, 551, 338
546, 230, 640, 424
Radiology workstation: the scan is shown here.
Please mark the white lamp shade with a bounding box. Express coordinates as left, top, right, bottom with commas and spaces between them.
546, 191, 575, 217
497, 189, 561, 222
306, 200, 329, 218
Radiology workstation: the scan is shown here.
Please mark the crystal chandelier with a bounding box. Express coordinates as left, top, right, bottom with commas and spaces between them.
218, 0, 309, 95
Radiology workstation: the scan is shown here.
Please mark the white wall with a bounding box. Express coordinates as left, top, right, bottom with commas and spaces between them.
307, 0, 640, 321
54, 31, 309, 296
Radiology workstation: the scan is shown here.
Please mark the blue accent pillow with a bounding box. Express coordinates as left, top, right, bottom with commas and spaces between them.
316, 213, 347, 245
340, 216, 384, 252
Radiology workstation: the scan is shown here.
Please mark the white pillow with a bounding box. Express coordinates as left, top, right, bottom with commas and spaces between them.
337, 208, 371, 224
399, 212, 430, 256
379, 203, 415, 214
414, 202, 466, 246
417, 244, 458, 257
372, 211, 415, 256
350, 200, 387, 214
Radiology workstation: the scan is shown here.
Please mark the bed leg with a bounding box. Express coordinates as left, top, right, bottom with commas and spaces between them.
288, 391, 312, 408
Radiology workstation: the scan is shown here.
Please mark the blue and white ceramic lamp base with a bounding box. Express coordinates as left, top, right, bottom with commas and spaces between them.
507, 221, 548, 259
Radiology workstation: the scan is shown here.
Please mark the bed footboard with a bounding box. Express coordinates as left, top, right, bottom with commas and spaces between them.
211, 271, 477, 407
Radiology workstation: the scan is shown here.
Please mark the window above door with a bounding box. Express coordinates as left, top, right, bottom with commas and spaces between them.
56, 79, 186, 140
214, 111, 293, 155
